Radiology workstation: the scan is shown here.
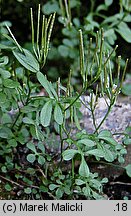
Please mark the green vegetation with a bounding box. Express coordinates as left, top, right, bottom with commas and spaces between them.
0, 1, 131, 199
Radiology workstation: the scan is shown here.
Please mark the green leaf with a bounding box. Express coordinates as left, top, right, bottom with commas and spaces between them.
62, 149, 79, 161
27, 142, 37, 153
5, 183, 12, 191
0, 92, 6, 104
0, 43, 15, 50
23, 117, 35, 125
13, 48, 39, 72
3, 79, 20, 88
118, 155, 125, 163
99, 137, 117, 145
8, 139, 17, 147
39, 186, 48, 193
0, 127, 13, 139
35, 125, 45, 141
0, 68, 11, 79
1, 166, 7, 173
74, 107, 81, 130
125, 164, 131, 177
104, 29, 114, 37
77, 139, 96, 147
75, 179, 85, 186
123, 138, 131, 145
96, 4, 108, 12
122, 83, 131, 96
1, 113, 12, 124
58, 45, 69, 57
120, 148, 127, 155
116, 22, 131, 43
98, 130, 112, 137
37, 72, 54, 98
105, 0, 113, 6
40, 100, 53, 127
79, 157, 90, 177
38, 142, 45, 153
48, 82, 58, 99
101, 177, 108, 183
38, 155, 45, 165
56, 187, 63, 199
90, 179, 101, 189
102, 15, 118, 24
24, 187, 32, 194
87, 149, 104, 158
82, 186, 91, 197
54, 103, 63, 125
103, 148, 114, 162
98, 131, 117, 145
27, 154, 36, 163
42, 2, 59, 14
49, 184, 59, 191
63, 39, 74, 47
0, 56, 9, 66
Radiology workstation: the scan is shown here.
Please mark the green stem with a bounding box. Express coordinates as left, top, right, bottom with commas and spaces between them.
64, 87, 86, 112
12, 110, 22, 129
94, 104, 112, 133
91, 108, 97, 132
60, 125, 64, 161
72, 158, 75, 179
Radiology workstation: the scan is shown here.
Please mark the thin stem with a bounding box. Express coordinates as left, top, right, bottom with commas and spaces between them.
64, 87, 86, 111
88, 29, 104, 86
90, 92, 97, 132
0, 175, 24, 189
72, 158, 75, 178
60, 125, 63, 162
30, 8, 39, 59
110, 181, 131, 186
117, 55, 121, 86
30, 8, 34, 48
25, 71, 31, 105
86, 37, 92, 82
6, 25, 23, 52
91, 108, 97, 132
94, 104, 112, 133
104, 45, 118, 66
36, 4, 41, 58
120, 58, 128, 89
12, 110, 21, 129
108, 53, 113, 88
59, 0, 65, 18
79, 97, 91, 111
46, 13, 55, 57
79, 29, 85, 85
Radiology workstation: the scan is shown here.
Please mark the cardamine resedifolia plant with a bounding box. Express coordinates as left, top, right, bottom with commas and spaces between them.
0, 5, 130, 199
